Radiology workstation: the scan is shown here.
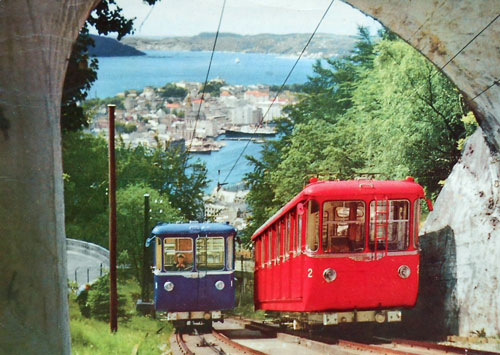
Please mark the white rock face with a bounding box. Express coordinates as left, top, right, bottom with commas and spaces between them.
422, 128, 500, 335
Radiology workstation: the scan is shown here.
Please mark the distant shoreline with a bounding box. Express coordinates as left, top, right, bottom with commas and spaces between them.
121, 32, 355, 59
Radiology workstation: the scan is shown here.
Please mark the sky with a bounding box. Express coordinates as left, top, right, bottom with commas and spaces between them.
113, 0, 382, 37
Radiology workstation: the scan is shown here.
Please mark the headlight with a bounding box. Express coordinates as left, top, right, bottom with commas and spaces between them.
398, 265, 411, 279
164, 281, 174, 292
215, 280, 225, 290
323, 268, 337, 282
375, 311, 386, 323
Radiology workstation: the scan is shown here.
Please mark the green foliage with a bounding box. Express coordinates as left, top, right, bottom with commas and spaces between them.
86, 275, 127, 320
116, 140, 208, 221
63, 131, 109, 245
244, 26, 474, 241
159, 83, 188, 99
269, 83, 307, 93
63, 132, 208, 247
63, 132, 207, 294
115, 121, 137, 134
70, 279, 172, 354
202, 80, 225, 97
345, 39, 469, 196
116, 184, 181, 292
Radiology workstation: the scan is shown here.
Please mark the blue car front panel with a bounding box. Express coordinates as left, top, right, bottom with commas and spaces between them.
154, 271, 235, 312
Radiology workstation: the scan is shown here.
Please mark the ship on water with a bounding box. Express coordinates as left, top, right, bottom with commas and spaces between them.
224, 125, 276, 138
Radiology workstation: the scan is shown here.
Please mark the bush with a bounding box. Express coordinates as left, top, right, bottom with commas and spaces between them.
86, 274, 127, 320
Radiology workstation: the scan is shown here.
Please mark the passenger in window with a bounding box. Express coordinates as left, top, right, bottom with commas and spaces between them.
174, 253, 187, 270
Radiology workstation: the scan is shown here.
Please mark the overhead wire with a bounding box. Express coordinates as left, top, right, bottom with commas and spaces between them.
471, 78, 500, 101
386, 12, 500, 104
187, 0, 227, 153
221, 0, 336, 186
138, 3, 157, 33
440, 13, 500, 73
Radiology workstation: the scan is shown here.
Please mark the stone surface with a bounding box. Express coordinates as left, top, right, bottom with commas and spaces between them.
0, 1, 100, 353
420, 128, 500, 336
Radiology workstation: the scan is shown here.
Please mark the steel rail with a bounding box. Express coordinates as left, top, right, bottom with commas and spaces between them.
175, 332, 194, 355
193, 327, 227, 355
338, 339, 416, 355
212, 329, 269, 355
392, 339, 500, 355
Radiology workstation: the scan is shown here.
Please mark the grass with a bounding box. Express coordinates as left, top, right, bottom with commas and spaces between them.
227, 271, 266, 320
70, 279, 173, 355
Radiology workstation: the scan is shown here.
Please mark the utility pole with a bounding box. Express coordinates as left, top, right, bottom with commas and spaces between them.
108, 104, 118, 332
142, 193, 150, 302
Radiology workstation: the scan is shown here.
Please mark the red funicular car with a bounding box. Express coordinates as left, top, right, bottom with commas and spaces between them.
252, 177, 431, 328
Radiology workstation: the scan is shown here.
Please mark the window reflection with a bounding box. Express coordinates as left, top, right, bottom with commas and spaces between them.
164, 238, 193, 271
196, 237, 225, 271
322, 201, 366, 253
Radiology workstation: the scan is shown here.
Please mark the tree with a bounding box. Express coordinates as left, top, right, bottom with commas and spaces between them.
63, 132, 208, 247
116, 140, 208, 220
116, 185, 181, 294
345, 39, 473, 196
243, 28, 474, 242
201, 80, 225, 97
86, 275, 127, 320
63, 132, 109, 246
160, 83, 188, 99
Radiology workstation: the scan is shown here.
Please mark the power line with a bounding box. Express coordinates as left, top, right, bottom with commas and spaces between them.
221, 0, 336, 185
138, 3, 156, 33
471, 78, 500, 101
440, 13, 500, 72
188, 0, 227, 152
385, 12, 500, 109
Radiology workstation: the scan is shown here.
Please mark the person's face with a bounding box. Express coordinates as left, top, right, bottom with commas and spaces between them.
178, 256, 185, 263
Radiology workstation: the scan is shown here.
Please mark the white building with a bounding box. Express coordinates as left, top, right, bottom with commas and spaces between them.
229, 104, 262, 125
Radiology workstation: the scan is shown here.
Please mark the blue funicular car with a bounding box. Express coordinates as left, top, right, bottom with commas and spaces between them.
148, 221, 237, 327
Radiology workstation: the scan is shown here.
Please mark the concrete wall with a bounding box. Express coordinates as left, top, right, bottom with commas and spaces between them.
66, 238, 109, 285
66, 238, 110, 265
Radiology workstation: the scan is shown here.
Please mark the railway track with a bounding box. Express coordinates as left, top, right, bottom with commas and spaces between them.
239, 318, 500, 355
172, 325, 267, 355
170, 318, 499, 355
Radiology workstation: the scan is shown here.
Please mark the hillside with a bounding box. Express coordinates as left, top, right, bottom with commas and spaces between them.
89, 35, 145, 57
122, 32, 357, 58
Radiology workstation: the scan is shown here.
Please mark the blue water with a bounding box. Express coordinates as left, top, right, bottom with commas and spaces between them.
89, 50, 304, 190
89, 50, 317, 98
190, 137, 264, 192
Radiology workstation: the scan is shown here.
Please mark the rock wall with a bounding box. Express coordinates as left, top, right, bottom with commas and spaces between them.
419, 128, 500, 336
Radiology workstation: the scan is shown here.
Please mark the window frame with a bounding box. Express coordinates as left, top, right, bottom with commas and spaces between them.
163, 237, 194, 272
196, 236, 226, 271
306, 199, 320, 252
226, 235, 234, 270
413, 199, 421, 249
321, 200, 366, 254
369, 199, 411, 251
